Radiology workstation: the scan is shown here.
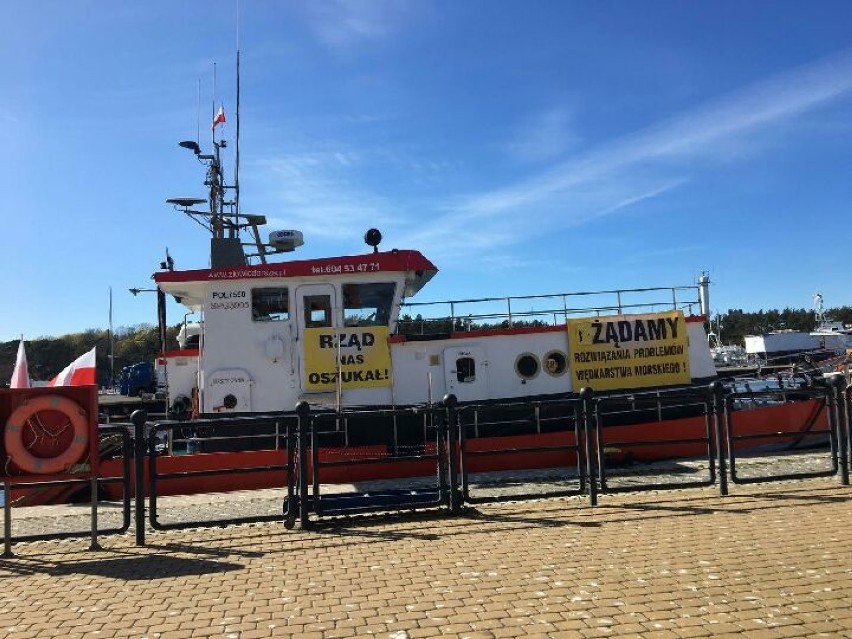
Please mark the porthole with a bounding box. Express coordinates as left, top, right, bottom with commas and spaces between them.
543, 350, 567, 377
515, 353, 540, 380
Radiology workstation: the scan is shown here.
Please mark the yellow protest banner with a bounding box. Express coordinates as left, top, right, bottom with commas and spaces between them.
567, 311, 691, 391
303, 326, 392, 391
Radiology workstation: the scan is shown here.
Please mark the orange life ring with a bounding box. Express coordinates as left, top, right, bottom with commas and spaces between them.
4, 395, 89, 475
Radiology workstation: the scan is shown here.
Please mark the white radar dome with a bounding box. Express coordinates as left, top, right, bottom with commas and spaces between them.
268, 230, 304, 252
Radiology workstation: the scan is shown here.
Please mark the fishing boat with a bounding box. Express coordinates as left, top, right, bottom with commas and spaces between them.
707, 317, 749, 369
131, 127, 835, 475
2, 74, 844, 506
144, 104, 722, 425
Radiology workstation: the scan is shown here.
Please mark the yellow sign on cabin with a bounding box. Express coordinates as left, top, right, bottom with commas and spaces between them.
303, 326, 393, 391
567, 310, 691, 391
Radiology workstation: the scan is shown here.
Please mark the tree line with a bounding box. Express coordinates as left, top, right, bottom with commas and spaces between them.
711, 306, 852, 345
0, 324, 181, 387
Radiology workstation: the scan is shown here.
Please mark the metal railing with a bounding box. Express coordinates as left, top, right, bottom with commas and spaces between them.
722, 378, 848, 486
2, 425, 132, 556
592, 389, 720, 494
139, 379, 849, 535
398, 284, 702, 334
456, 399, 586, 504
5, 376, 850, 550
141, 413, 297, 533
285, 403, 457, 525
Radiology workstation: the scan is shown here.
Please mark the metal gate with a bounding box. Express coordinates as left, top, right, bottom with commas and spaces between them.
722, 377, 849, 487
456, 398, 587, 504
591, 386, 721, 495
285, 400, 460, 526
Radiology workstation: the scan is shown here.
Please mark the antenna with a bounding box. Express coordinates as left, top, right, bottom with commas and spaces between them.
236, 0, 241, 51
235, 0, 242, 217
109, 286, 114, 389
168, 11, 287, 269
196, 78, 201, 147
235, 51, 241, 217
212, 61, 217, 145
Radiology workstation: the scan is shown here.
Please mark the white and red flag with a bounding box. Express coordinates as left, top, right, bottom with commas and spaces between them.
10, 339, 31, 389
212, 105, 226, 129
48, 346, 97, 387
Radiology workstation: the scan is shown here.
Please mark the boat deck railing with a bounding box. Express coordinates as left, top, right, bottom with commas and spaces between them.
397, 284, 702, 334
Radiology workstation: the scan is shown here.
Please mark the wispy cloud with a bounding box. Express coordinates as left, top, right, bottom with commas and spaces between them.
589, 179, 689, 220
255, 152, 400, 241
461, 51, 852, 221
256, 50, 852, 265
392, 176, 687, 263
508, 107, 578, 164
0, 108, 18, 125
405, 49, 852, 257
304, 0, 420, 52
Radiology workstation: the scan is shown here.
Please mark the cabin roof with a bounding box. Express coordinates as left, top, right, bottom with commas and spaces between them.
153, 249, 438, 310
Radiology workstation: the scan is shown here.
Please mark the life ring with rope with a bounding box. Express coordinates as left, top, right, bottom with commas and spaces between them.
4, 395, 89, 475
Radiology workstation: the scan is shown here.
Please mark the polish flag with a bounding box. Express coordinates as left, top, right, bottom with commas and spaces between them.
48, 347, 97, 387
212, 105, 226, 129
10, 339, 31, 389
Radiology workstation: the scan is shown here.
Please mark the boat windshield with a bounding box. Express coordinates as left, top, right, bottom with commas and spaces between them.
343, 282, 396, 327
251, 287, 290, 322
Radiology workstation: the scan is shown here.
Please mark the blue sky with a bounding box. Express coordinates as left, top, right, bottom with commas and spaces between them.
3, 1, 852, 342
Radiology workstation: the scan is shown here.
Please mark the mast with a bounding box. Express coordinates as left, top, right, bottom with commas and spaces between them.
698, 272, 710, 318
210, 61, 224, 241
167, 8, 278, 268
108, 286, 114, 388
235, 0, 241, 218
235, 48, 241, 219
196, 79, 201, 148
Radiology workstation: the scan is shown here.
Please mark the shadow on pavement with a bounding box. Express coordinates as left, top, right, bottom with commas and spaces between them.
150, 541, 265, 559
0, 550, 244, 580
50, 554, 245, 580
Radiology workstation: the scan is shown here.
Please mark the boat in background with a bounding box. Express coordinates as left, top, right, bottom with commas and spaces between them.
810, 293, 852, 355
707, 315, 749, 369
744, 293, 852, 367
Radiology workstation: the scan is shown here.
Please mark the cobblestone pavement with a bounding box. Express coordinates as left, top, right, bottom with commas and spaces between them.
1, 463, 851, 637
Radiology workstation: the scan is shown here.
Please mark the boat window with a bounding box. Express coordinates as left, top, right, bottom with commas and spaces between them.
251, 287, 290, 322
304, 295, 332, 328
515, 353, 540, 379
456, 357, 476, 383
342, 282, 396, 327
543, 350, 567, 377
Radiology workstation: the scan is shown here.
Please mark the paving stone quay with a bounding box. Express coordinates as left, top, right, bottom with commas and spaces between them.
1, 478, 851, 638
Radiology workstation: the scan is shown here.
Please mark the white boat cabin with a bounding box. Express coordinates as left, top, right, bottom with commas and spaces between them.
155, 248, 717, 416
